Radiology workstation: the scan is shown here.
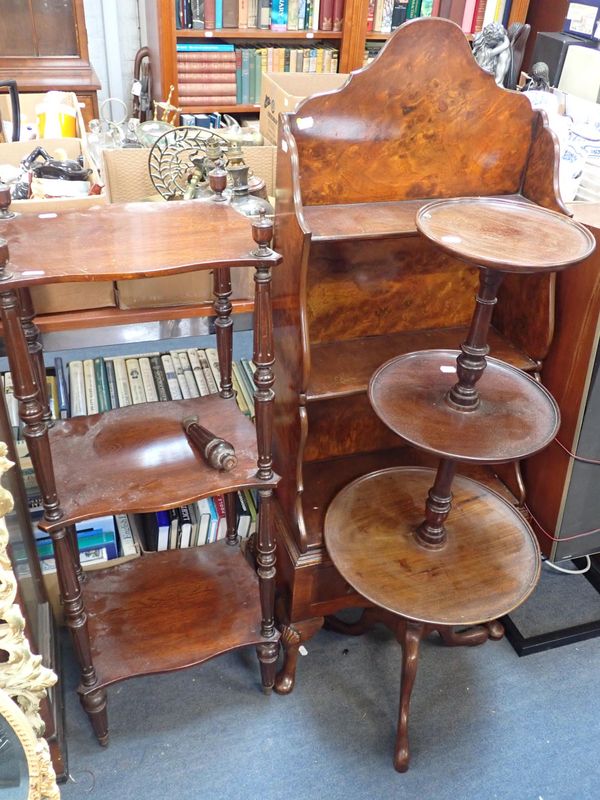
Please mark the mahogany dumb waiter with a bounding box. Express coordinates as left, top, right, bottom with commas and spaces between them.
0, 200, 281, 745
324, 197, 595, 771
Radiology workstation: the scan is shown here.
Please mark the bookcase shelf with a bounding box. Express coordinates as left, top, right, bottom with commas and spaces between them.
306, 327, 536, 402
176, 28, 343, 39
29, 299, 254, 334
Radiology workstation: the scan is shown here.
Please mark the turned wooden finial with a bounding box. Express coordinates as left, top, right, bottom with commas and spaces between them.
182, 416, 237, 471
251, 209, 273, 258
0, 184, 16, 221
208, 164, 228, 203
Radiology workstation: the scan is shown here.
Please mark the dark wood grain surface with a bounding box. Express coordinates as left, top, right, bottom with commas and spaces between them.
0, 200, 280, 289
303, 195, 530, 241
82, 541, 268, 690
416, 197, 595, 272
324, 467, 540, 625
369, 349, 560, 463
288, 18, 544, 206
307, 326, 536, 400
39, 395, 278, 532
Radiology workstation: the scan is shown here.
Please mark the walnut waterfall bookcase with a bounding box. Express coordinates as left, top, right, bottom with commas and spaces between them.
271, 17, 571, 693
0, 201, 281, 744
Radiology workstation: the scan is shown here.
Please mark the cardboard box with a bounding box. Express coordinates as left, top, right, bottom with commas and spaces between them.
0, 139, 114, 314
259, 72, 349, 145
0, 137, 105, 213
0, 91, 86, 141
104, 144, 276, 307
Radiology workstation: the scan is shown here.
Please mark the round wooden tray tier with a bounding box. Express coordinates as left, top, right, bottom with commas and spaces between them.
368, 349, 559, 463
324, 467, 541, 626
416, 197, 596, 273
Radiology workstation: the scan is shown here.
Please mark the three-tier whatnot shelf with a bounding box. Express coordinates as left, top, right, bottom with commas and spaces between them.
324, 197, 595, 772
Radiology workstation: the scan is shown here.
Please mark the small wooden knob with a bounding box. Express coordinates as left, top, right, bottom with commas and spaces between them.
0, 184, 15, 220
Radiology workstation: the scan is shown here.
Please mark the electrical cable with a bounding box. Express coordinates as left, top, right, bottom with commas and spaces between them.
543, 555, 591, 575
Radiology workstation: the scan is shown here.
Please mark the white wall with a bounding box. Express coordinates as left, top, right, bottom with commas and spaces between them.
83, 0, 143, 117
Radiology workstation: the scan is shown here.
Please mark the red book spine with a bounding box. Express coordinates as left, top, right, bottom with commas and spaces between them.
179, 95, 238, 105
179, 83, 238, 94
320, 0, 334, 30
332, 0, 344, 31
473, 0, 486, 32
431, 0, 442, 15
177, 53, 237, 63
204, 0, 216, 28
366, 0, 375, 30
177, 72, 238, 82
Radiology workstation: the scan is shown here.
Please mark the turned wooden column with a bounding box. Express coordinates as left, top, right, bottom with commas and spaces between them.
251, 214, 278, 690
213, 266, 233, 399
0, 273, 107, 744
446, 268, 504, 411
17, 288, 53, 427
416, 458, 457, 549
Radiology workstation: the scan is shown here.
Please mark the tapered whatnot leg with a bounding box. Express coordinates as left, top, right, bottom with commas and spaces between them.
80, 689, 108, 746
213, 266, 234, 399
256, 641, 279, 694
394, 620, 424, 773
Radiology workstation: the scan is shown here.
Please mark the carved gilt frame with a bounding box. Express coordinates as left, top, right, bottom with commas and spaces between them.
0, 442, 59, 800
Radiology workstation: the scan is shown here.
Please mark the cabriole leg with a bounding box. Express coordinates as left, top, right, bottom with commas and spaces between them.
394, 619, 424, 773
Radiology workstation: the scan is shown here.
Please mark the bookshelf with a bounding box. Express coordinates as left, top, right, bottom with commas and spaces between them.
143, 0, 535, 110
270, 17, 567, 694
143, 0, 345, 114
0, 199, 282, 744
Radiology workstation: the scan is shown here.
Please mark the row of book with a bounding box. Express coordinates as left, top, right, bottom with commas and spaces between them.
176, 43, 339, 106
368, 0, 512, 35
176, 0, 344, 32
33, 491, 259, 572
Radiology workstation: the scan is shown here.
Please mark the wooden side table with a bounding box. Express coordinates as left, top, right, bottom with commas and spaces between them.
325, 197, 596, 772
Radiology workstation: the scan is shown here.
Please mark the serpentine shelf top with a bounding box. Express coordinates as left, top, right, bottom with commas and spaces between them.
0, 200, 280, 290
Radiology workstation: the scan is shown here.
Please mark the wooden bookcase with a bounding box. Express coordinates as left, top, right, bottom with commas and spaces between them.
142, 0, 344, 113
0, 0, 99, 125
142, 0, 536, 100
269, 17, 565, 693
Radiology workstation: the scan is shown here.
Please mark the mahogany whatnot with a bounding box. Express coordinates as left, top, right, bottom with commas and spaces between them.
271, 17, 565, 696
0, 202, 282, 745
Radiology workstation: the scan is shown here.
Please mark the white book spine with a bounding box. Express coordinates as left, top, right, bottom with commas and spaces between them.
125, 358, 146, 404
197, 350, 218, 394
83, 359, 99, 415
288, 0, 299, 30
187, 349, 210, 396
160, 354, 183, 400
69, 361, 87, 417
170, 351, 191, 399
113, 357, 133, 407
374, 0, 384, 32
380, 0, 393, 33
177, 351, 200, 398
139, 357, 159, 402
203, 348, 222, 392
483, 0, 496, 26
3, 373, 20, 434
114, 514, 138, 556
311, 0, 320, 30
